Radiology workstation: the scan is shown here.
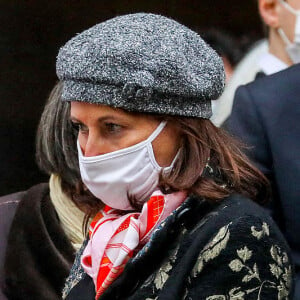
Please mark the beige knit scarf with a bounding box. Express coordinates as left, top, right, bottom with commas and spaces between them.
49, 174, 86, 251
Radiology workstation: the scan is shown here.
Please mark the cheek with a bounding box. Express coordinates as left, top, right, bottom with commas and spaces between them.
279, 10, 297, 41
152, 127, 181, 167
286, 18, 296, 41
290, 0, 300, 10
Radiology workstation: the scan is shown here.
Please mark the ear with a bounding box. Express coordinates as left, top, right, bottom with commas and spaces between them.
258, 0, 280, 28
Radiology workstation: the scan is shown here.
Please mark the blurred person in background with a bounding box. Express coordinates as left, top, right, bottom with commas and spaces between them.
210, 39, 268, 126
200, 29, 243, 82
213, 0, 300, 126
0, 83, 94, 300
226, 62, 300, 299
257, 0, 300, 69
200, 29, 243, 117
225, 0, 300, 296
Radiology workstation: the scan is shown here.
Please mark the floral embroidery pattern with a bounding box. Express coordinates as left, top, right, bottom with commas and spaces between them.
204, 222, 292, 300
191, 223, 231, 277
155, 242, 183, 289
140, 221, 292, 300
251, 222, 270, 240
154, 261, 172, 290
206, 287, 245, 300
228, 246, 260, 283
269, 245, 292, 299
144, 244, 181, 291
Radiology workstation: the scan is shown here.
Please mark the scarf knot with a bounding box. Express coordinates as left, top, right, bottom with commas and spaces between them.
81, 190, 186, 299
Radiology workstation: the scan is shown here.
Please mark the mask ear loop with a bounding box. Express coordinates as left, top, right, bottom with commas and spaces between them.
277, 0, 300, 45
163, 148, 181, 174
278, 0, 300, 15
294, 15, 300, 43
278, 28, 293, 46
146, 121, 167, 143
146, 120, 180, 173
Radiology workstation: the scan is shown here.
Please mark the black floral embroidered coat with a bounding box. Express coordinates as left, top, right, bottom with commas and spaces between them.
64, 194, 294, 300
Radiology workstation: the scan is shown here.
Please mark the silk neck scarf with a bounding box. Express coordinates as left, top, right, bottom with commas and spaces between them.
81, 190, 187, 299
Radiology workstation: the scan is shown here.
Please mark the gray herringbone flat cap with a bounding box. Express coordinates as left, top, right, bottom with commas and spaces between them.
56, 13, 225, 118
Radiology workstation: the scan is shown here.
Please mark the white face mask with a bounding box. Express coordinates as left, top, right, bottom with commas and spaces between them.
278, 0, 300, 63
77, 121, 176, 210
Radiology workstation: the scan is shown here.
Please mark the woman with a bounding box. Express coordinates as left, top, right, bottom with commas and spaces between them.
56, 13, 294, 299
1, 83, 90, 300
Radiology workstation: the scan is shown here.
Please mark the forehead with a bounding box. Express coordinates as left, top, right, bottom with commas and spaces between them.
71, 101, 126, 115
70, 101, 156, 123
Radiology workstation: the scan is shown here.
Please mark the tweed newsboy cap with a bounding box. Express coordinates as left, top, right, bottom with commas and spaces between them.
56, 13, 225, 118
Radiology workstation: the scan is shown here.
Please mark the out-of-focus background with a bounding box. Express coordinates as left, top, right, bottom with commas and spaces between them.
0, 0, 263, 195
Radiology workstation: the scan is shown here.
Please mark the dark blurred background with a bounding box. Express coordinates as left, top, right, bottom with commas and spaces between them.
0, 0, 264, 196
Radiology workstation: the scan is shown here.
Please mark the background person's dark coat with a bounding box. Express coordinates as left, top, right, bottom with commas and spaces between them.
0, 184, 75, 300
226, 63, 300, 296
0, 191, 21, 300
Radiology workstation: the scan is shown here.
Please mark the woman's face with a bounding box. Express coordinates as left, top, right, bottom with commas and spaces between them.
70, 101, 181, 167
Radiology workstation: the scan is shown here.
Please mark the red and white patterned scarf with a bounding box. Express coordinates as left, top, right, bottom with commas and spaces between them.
81, 190, 187, 299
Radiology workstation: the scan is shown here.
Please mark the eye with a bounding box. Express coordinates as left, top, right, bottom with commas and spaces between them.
104, 122, 122, 134
71, 122, 79, 131
71, 121, 88, 134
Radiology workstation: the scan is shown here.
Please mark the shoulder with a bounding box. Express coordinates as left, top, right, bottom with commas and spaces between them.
191, 194, 275, 229
252, 63, 300, 88
192, 194, 286, 245
4, 183, 51, 235
0, 181, 49, 235
0, 191, 24, 239
2, 182, 76, 300
236, 63, 300, 106
0, 191, 23, 220
0, 191, 24, 204
0, 182, 49, 260
0, 191, 24, 299
172, 195, 291, 262
213, 194, 273, 222
12, 182, 49, 210
187, 194, 292, 276
185, 195, 294, 298
0, 191, 24, 242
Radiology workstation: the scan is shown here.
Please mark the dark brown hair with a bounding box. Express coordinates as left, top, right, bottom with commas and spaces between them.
159, 116, 269, 204
36, 82, 103, 216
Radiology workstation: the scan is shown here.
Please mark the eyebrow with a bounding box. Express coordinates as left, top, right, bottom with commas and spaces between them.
70, 116, 81, 123
70, 115, 127, 124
